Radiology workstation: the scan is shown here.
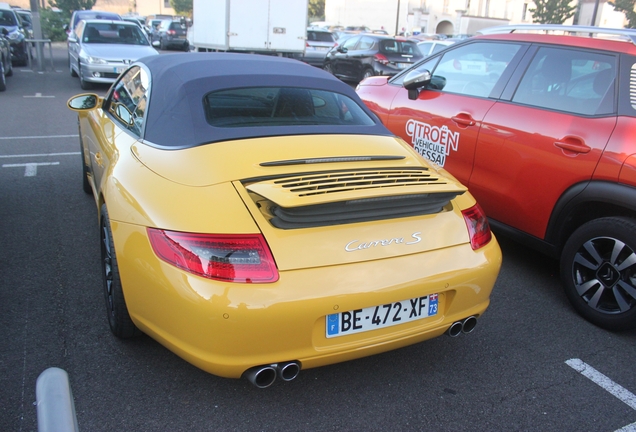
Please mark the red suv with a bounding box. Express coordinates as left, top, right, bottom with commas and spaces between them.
357, 25, 636, 331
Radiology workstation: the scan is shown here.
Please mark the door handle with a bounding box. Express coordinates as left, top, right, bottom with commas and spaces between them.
554, 138, 591, 154
451, 114, 475, 127
94, 152, 104, 167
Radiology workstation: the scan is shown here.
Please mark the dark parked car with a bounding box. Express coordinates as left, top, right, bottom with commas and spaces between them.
0, 28, 12, 91
14, 8, 32, 39
65, 10, 121, 36
323, 34, 422, 82
0, 3, 27, 66
150, 19, 188, 51
300, 28, 336, 67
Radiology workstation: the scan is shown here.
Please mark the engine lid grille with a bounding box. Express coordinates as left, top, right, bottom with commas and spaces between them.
245, 168, 466, 229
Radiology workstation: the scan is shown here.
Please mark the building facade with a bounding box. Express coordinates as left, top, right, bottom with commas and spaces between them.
324, 0, 627, 36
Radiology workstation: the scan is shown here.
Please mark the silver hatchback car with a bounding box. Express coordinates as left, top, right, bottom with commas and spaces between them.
67, 19, 158, 89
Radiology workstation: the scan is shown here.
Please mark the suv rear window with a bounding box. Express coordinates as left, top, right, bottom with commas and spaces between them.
204, 87, 376, 127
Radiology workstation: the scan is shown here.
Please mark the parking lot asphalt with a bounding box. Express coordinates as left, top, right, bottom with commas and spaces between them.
0, 42, 635, 432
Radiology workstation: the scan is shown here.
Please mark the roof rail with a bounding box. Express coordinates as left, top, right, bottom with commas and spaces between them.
477, 24, 636, 45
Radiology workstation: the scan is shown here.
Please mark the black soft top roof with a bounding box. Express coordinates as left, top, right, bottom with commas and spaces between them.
137, 53, 391, 148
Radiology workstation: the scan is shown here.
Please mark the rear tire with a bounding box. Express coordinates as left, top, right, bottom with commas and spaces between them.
79, 133, 92, 194
560, 217, 636, 331
323, 62, 334, 75
0, 58, 6, 92
101, 205, 142, 338
361, 67, 375, 81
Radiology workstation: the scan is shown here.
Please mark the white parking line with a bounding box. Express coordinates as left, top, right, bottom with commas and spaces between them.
616, 422, 636, 432
566, 359, 636, 410
23, 93, 55, 98
0, 152, 80, 158
566, 359, 636, 431
2, 162, 60, 176
0, 135, 78, 140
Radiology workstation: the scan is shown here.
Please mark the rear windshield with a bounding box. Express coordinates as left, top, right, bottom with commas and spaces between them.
169, 22, 185, 30
308, 31, 335, 42
380, 40, 419, 55
204, 87, 376, 128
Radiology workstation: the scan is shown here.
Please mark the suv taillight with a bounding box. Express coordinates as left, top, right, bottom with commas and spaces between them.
167, 29, 176, 35
461, 204, 492, 250
374, 53, 389, 65
148, 229, 279, 283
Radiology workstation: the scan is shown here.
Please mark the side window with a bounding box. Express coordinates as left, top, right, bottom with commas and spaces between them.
74, 21, 84, 40
432, 42, 522, 97
390, 56, 441, 86
107, 66, 150, 136
512, 47, 616, 116
342, 36, 359, 51
358, 37, 375, 50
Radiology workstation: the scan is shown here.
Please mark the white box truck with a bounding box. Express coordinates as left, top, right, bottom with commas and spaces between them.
191, 0, 308, 56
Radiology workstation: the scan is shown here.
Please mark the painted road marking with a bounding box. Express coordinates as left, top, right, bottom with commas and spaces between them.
24, 93, 55, 98
616, 422, 636, 432
0, 152, 80, 158
2, 162, 60, 176
566, 359, 636, 432
0, 135, 78, 140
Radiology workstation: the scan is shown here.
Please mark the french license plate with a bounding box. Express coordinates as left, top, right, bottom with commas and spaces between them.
326, 294, 438, 338
397, 63, 410, 69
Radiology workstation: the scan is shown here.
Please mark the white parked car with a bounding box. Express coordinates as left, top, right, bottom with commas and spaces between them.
67, 19, 158, 89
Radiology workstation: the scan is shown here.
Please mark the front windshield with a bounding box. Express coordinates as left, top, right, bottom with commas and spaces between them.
204, 87, 377, 128
83, 23, 149, 46
0, 10, 18, 27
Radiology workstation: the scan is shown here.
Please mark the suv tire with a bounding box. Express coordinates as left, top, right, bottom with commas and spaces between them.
561, 217, 636, 331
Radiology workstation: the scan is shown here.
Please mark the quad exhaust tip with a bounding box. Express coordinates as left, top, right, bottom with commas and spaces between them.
244, 361, 301, 388
447, 316, 478, 337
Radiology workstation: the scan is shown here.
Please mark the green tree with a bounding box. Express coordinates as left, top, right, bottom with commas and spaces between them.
170, 0, 193, 16
529, 0, 576, 23
608, 0, 636, 28
308, 0, 325, 20
48, 0, 96, 14
40, 7, 68, 41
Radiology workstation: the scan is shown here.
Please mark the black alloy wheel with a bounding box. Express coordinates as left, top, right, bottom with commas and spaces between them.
101, 204, 141, 338
561, 217, 636, 331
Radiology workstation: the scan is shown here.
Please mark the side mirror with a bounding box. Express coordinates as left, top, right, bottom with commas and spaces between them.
403, 69, 432, 100
1, 28, 8, 36
337, 46, 348, 53
67, 94, 100, 110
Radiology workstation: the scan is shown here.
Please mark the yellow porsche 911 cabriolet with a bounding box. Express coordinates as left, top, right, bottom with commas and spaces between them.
67, 53, 501, 388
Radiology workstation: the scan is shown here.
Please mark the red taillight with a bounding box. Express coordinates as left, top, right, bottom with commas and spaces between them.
167, 29, 176, 35
147, 229, 279, 283
374, 53, 389, 65
461, 204, 492, 250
